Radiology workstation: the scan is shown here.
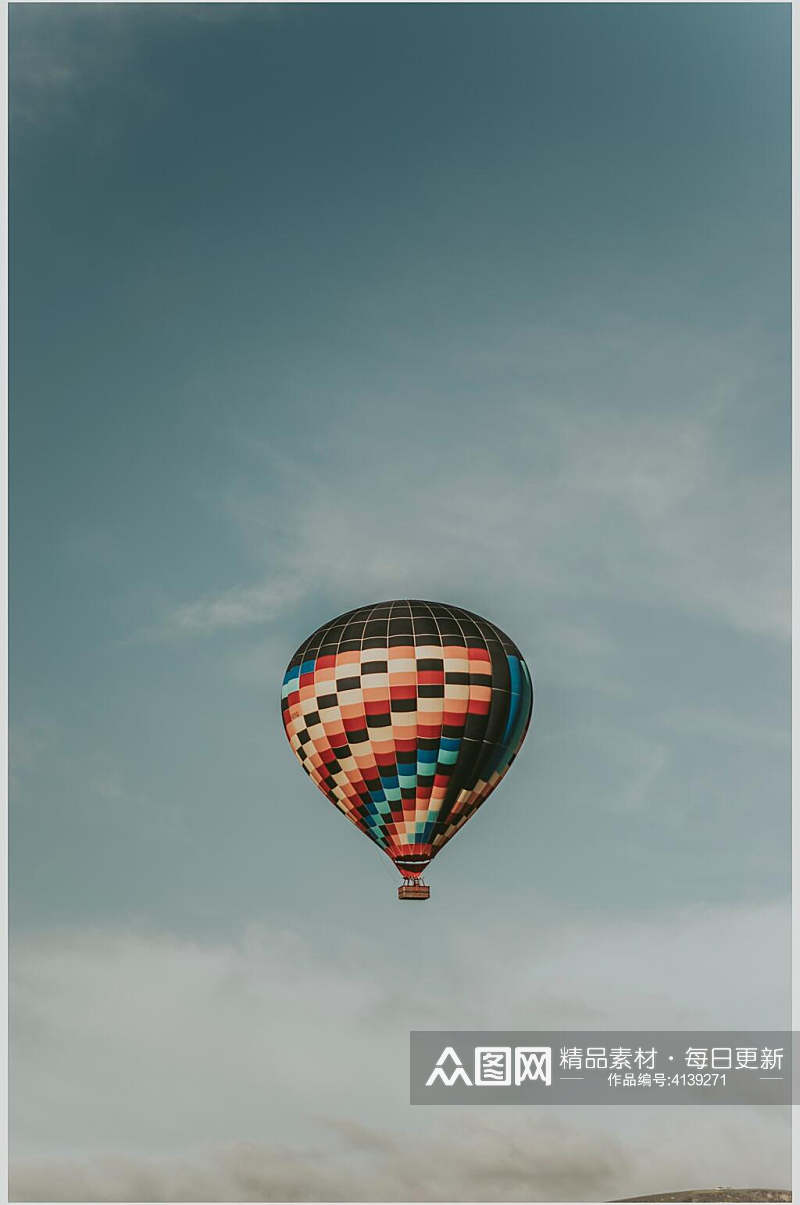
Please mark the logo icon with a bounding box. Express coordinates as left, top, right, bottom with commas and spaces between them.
425, 1046, 472, 1086
515, 1047, 552, 1085
425, 1045, 552, 1088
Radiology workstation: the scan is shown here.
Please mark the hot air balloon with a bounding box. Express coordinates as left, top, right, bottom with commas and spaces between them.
280, 600, 533, 900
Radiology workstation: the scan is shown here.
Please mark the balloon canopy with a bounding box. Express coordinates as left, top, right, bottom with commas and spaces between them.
280, 600, 533, 897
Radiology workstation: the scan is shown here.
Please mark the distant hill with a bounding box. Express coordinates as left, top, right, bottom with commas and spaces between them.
615, 1191, 791, 1203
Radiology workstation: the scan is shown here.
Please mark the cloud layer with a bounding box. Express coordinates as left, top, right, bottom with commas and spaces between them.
10, 900, 790, 1200
157, 320, 789, 646
10, 1111, 791, 1204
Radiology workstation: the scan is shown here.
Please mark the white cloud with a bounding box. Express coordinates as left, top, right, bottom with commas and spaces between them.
11, 7, 147, 126
164, 579, 305, 636
9, 1111, 791, 1203
157, 400, 788, 645
10, 6, 284, 127
140, 311, 787, 649
10, 900, 790, 1199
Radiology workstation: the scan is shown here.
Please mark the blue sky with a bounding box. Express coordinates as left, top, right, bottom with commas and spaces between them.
10, 4, 790, 1200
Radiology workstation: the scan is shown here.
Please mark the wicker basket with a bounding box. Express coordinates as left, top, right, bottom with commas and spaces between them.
398, 883, 430, 901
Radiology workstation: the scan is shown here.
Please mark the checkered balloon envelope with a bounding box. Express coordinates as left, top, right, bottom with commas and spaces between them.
281, 600, 533, 898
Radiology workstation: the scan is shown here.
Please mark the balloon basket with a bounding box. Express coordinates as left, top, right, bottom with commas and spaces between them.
398, 881, 430, 901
